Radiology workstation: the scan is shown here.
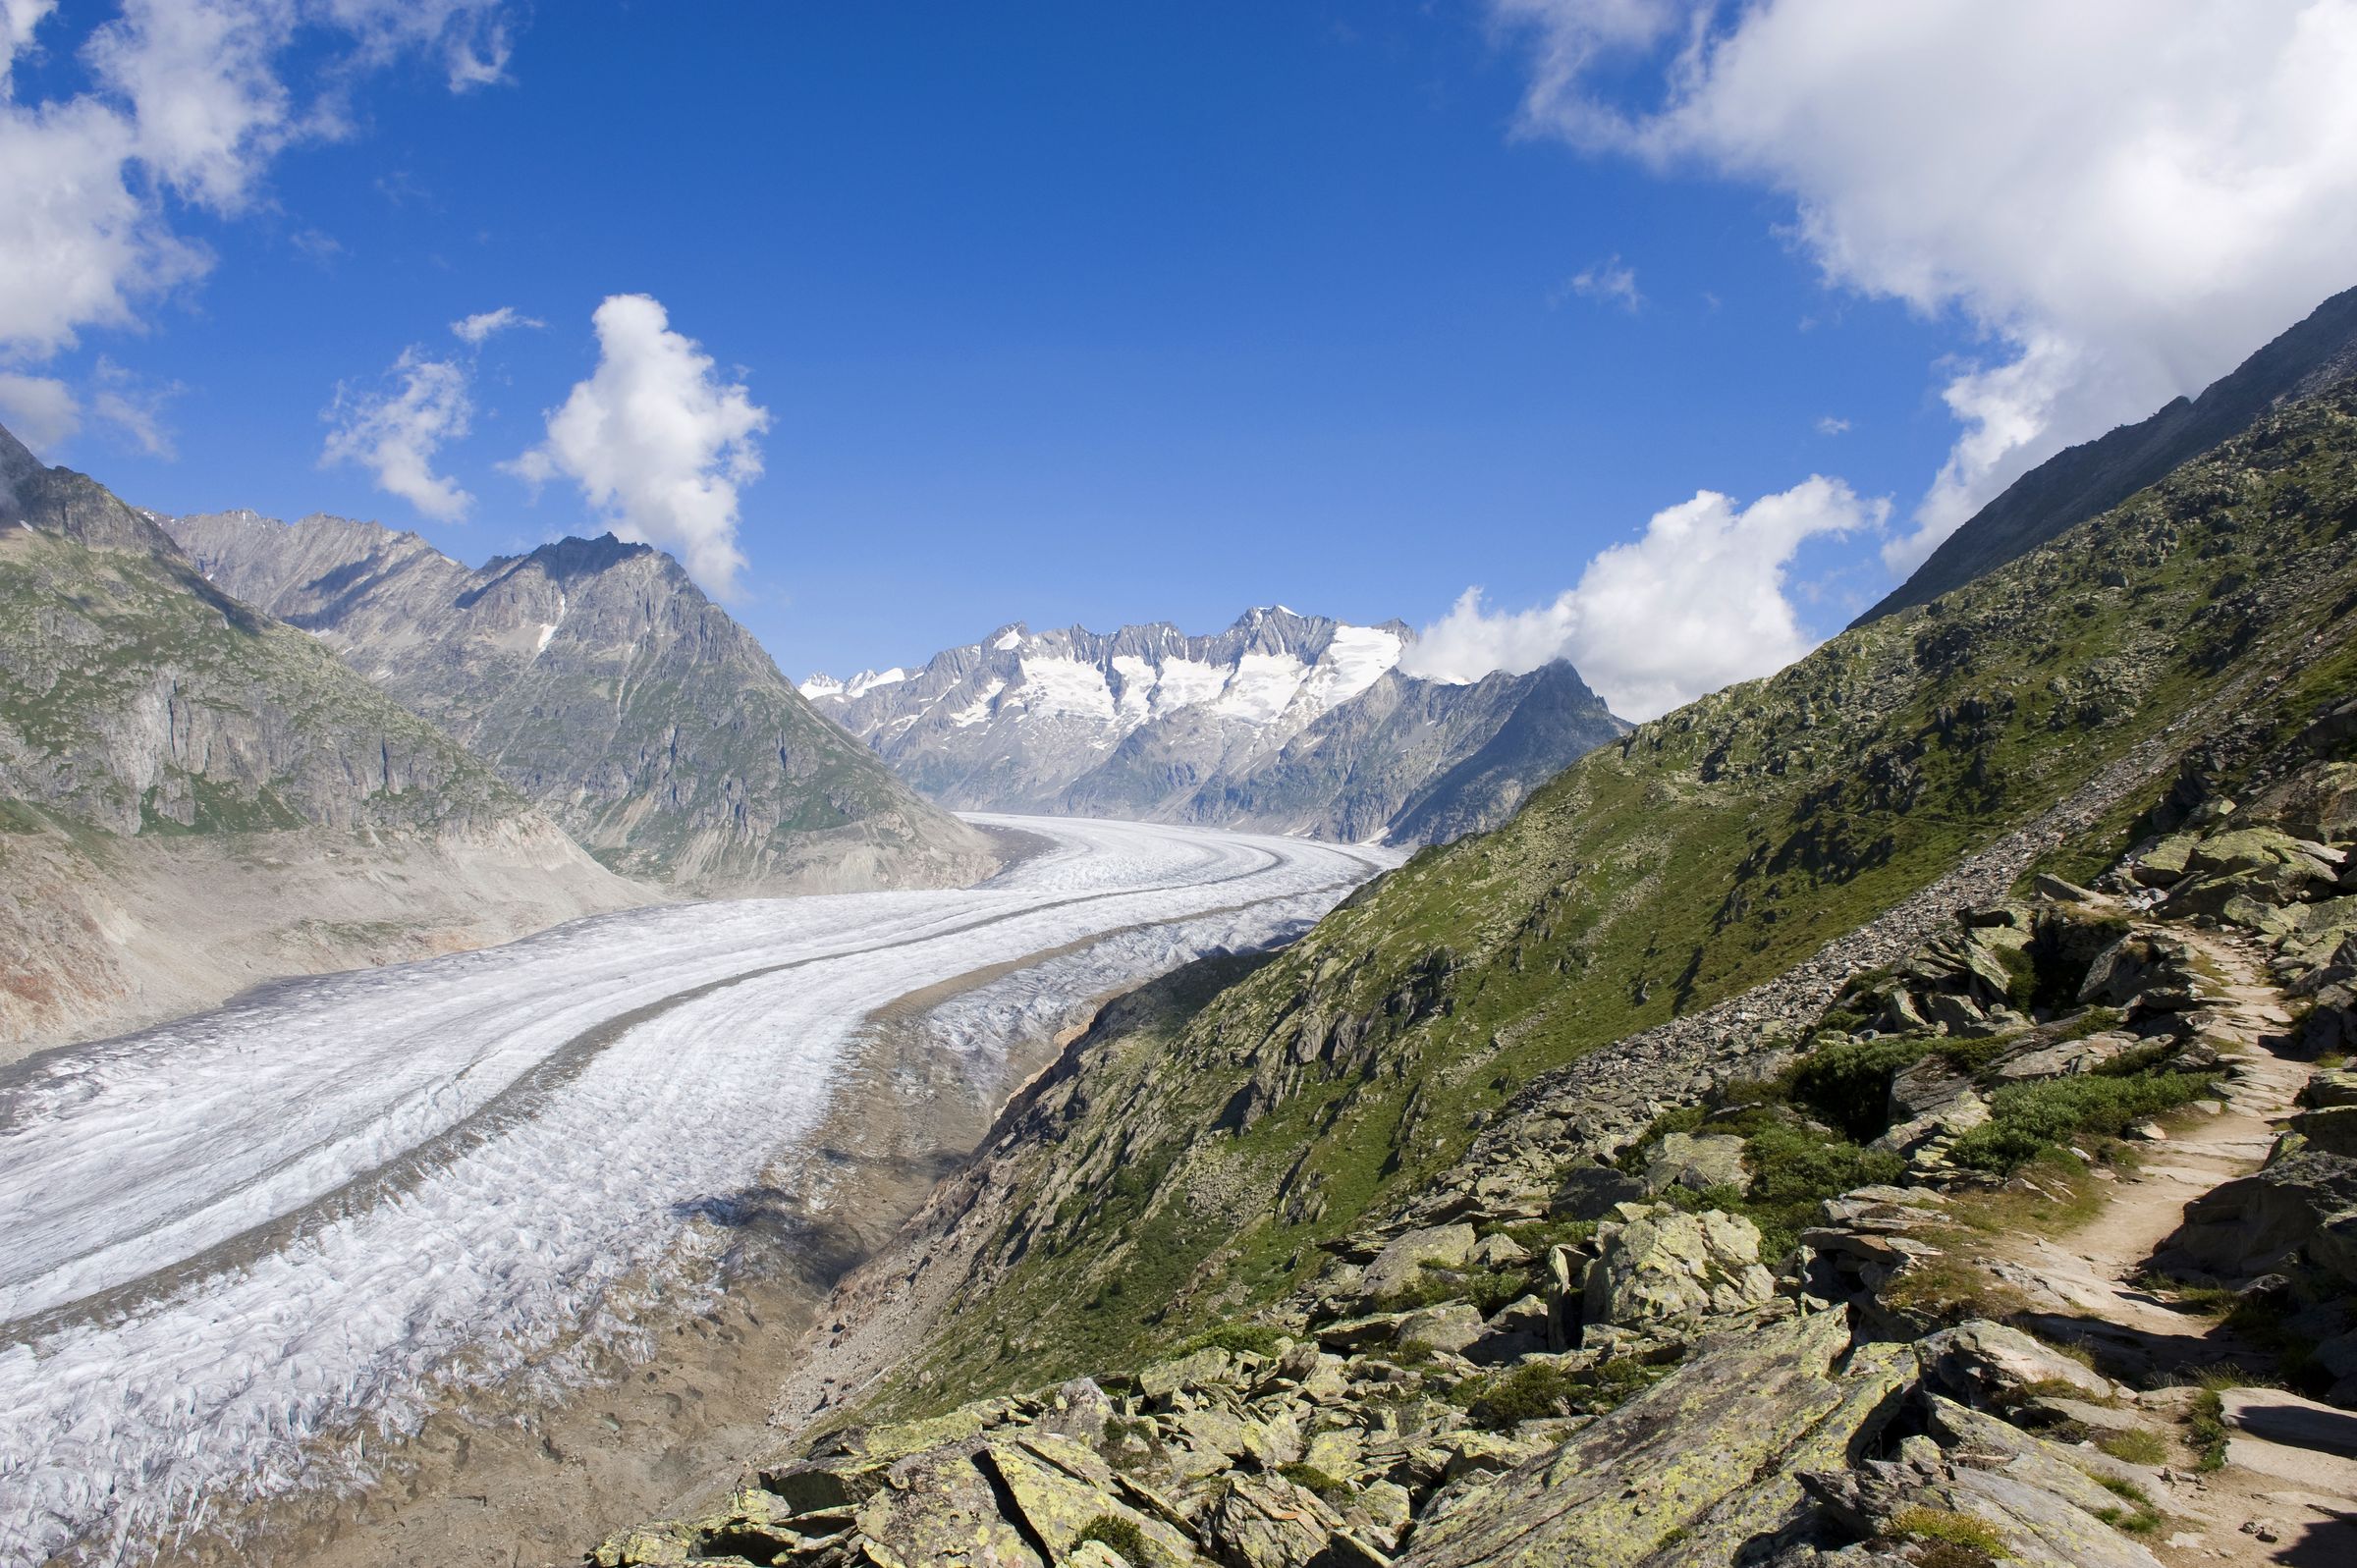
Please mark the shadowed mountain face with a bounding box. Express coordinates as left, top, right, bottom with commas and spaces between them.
165, 512, 998, 894
0, 427, 641, 1050
1859, 280, 2357, 625
804, 611, 1627, 845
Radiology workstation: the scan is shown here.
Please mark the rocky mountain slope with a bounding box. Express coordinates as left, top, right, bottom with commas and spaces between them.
0, 427, 640, 1054
600, 376, 2357, 1563
164, 512, 998, 894
1859, 280, 2357, 624
803, 610, 1626, 844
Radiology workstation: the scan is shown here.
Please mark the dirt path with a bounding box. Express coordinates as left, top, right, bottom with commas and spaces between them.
1986, 923, 2357, 1566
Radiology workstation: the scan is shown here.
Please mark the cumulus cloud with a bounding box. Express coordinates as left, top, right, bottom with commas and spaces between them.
0, 1, 517, 362
321, 347, 473, 521
1556, 255, 1643, 311
450, 304, 541, 345
0, 371, 82, 452
506, 295, 771, 594
1491, 0, 2357, 571
1814, 414, 1849, 436
1399, 476, 1884, 720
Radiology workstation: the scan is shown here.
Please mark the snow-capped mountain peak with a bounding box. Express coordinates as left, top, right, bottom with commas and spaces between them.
800, 605, 1626, 843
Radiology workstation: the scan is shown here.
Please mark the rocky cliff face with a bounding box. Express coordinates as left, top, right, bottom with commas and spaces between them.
164, 512, 998, 894
804, 610, 1626, 844
601, 379, 2357, 1563
1859, 279, 2357, 625
0, 427, 640, 1051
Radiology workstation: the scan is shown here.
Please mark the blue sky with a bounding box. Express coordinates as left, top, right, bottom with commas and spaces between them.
6, 2, 2353, 715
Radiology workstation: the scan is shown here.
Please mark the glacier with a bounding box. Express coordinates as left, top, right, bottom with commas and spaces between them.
0, 816, 1398, 1564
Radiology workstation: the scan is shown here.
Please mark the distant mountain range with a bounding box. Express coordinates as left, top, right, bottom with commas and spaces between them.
802, 609, 1630, 844
166, 512, 997, 894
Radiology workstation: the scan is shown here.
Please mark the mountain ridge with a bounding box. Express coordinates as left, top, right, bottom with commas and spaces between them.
1860, 279, 2357, 624
0, 428, 642, 1053
805, 609, 1628, 843
165, 510, 1001, 895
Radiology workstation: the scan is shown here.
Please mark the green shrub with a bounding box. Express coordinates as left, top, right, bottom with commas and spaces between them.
1732, 1119, 1906, 1258
1457, 1353, 1675, 1430
1172, 1323, 1290, 1358
2094, 1477, 2164, 1535
1888, 1505, 2006, 1558
1791, 1038, 1931, 1141
1276, 1462, 1350, 1500
1370, 1264, 1534, 1317
1074, 1514, 1153, 1565
1949, 1069, 2219, 1173
2187, 1388, 2229, 1471
2096, 1428, 2169, 1467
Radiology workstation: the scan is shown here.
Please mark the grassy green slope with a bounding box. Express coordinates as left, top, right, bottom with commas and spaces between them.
873, 378, 2357, 1416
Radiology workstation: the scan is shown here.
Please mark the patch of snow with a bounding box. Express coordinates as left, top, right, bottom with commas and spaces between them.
797, 674, 846, 700
1152, 657, 1231, 717
1015, 656, 1117, 722
1293, 623, 1401, 715
992, 628, 1023, 651
950, 677, 1008, 728
1109, 655, 1159, 727
1211, 651, 1310, 726
845, 668, 908, 700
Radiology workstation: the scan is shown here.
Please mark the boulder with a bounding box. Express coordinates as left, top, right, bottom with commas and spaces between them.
2170, 1149, 2357, 1280
1550, 1164, 1647, 1220
2078, 932, 2203, 1008
1914, 1320, 2112, 1406
1582, 1204, 1776, 1331
1395, 1301, 1486, 1356
2033, 873, 2095, 902
1396, 1309, 1887, 1568
1138, 1346, 1235, 1401
2290, 1105, 2357, 1159
2304, 1068, 2357, 1109
1199, 1473, 1352, 1568
1361, 1222, 1477, 1297
1468, 1231, 1529, 1267
1640, 1131, 1750, 1195
2130, 834, 2200, 887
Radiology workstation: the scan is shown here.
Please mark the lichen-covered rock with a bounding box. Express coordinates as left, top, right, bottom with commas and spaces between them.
1914, 1320, 2112, 1406
1582, 1205, 1776, 1332
1641, 1131, 1750, 1195
1396, 1307, 1871, 1567
1361, 1223, 1477, 1297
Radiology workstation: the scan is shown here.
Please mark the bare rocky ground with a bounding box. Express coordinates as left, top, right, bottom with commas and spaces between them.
0, 819, 647, 1063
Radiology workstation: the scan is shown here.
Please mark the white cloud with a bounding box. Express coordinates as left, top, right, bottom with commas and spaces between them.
89, 354, 181, 457
0, 371, 81, 453
506, 295, 771, 594
450, 304, 540, 345
1814, 414, 1849, 436
0, 1, 518, 362
1556, 255, 1643, 311
1399, 476, 1884, 720
1492, 0, 2357, 571
321, 347, 473, 521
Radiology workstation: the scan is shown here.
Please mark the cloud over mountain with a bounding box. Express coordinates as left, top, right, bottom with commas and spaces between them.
1400, 475, 1883, 720
1492, 0, 2357, 570
506, 295, 771, 595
